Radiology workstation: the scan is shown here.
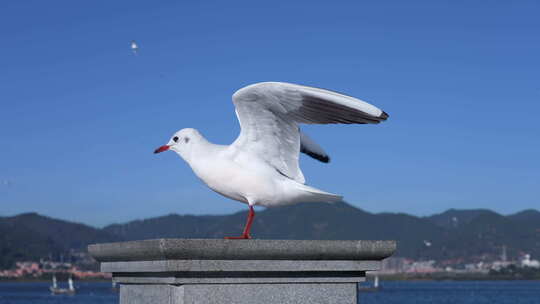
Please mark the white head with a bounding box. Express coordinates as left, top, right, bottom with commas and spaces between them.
154, 128, 203, 161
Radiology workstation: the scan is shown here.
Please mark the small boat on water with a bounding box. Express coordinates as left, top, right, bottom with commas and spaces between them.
50, 274, 76, 295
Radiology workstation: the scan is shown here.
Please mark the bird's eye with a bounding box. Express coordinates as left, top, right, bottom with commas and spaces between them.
184, 137, 190, 143
173, 136, 179, 143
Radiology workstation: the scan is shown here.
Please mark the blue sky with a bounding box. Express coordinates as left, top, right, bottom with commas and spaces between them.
0, 1, 539, 227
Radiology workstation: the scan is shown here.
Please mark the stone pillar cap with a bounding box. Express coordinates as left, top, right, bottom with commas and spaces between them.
89, 239, 396, 262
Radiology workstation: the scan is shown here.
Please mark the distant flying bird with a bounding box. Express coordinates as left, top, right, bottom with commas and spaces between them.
130, 40, 139, 55
154, 82, 389, 239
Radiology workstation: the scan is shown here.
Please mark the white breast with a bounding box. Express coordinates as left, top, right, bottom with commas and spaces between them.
189, 151, 279, 206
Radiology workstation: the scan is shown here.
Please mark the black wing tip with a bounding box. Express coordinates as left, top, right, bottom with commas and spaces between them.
316, 154, 330, 163
380, 111, 389, 120
303, 150, 330, 163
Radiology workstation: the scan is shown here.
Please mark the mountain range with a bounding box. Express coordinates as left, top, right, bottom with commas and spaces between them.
1, 202, 539, 268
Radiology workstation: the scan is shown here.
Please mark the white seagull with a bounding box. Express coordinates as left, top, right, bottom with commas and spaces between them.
131, 40, 139, 55
154, 82, 388, 239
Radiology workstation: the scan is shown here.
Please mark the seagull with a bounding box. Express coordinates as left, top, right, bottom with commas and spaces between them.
131, 40, 139, 55
154, 82, 388, 239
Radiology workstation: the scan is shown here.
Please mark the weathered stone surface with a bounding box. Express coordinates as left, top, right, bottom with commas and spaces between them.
89, 239, 396, 262
113, 273, 367, 284
120, 283, 357, 304
101, 259, 380, 272
121, 285, 183, 304
89, 239, 396, 304
180, 283, 357, 304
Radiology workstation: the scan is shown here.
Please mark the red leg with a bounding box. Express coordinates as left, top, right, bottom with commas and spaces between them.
225, 206, 255, 239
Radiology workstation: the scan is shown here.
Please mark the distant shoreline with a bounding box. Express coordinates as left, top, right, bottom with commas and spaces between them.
0, 278, 111, 283
373, 273, 540, 281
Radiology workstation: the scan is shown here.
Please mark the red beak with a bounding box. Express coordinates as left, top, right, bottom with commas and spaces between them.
154, 145, 170, 154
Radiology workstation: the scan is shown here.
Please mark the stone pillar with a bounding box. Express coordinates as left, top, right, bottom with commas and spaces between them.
89, 239, 395, 304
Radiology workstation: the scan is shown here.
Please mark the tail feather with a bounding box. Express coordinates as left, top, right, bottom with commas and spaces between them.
293, 183, 343, 203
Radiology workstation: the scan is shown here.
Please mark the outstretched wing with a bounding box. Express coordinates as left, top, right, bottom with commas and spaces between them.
231, 82, 388, 183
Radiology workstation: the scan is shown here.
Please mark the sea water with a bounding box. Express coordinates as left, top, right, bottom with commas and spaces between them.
0, 281, 117, 304
0, 280, 539, 304
361, 280, 540, 304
